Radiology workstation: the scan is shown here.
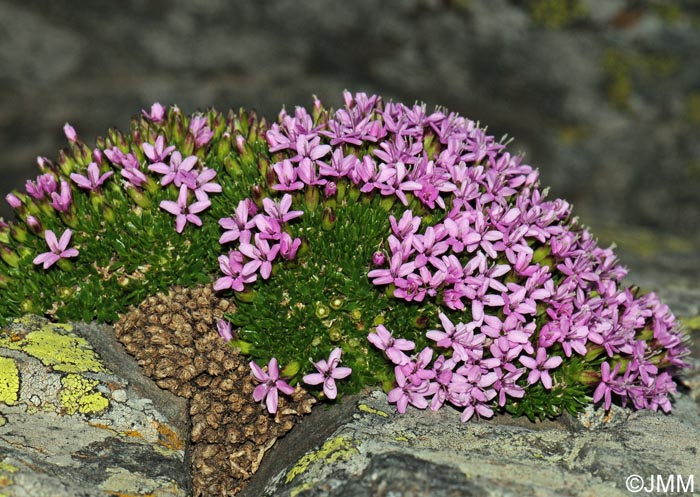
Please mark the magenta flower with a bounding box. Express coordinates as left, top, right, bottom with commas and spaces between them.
303, 347, 352, 399
272, 159, 304, 191
50, 180, 72, 213
70, 162, 114, 191
189, 115, 213, 148
592, 361, 621, 410
148, 152, 197, 189
367, 325, 414, 365
262, 194, 304, 223
387, 365, 437, 413
142, 103, 166, 123
33, 229, 79, 269
216, 319, 233, 343
218, 200, 256, 244
250, 358, 295, 414
63, 123, 77, 143
239, 234, 280, 280
519, 347, 563, 390
192, 168, 222, 202
279, 232, 301, 261
5, 193, 21, 209
159, 185, 211, 233
142, 135, 176, 162
213, 250, 257, 291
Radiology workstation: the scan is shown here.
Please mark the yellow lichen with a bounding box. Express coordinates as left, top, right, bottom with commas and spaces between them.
0, 324, 104, 374
527, 0, 587, 29
60, 374, 109, 415
357, 403, 389, 417
285, 436, 358, 484
0, 358, 19, 406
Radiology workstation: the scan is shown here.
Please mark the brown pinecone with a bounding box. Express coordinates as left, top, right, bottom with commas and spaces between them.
114, 285, 315, 496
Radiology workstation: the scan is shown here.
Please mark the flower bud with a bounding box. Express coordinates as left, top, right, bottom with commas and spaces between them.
235, 134, 246, 154
223, 156, 243, 176
235, 288, 257, 303
321, 207, 336, 231
281, 360, 301, 378
304, 187, 320, 211
372, 251, 386, 266
10, 224, 28, 243
20, 299, 37, 313
230, 339, 252, 355
5, 193, 22, 210
0, 245, 19, 267
63, 123, 77, 143
323, 181, 337, 198
216, 133, 232, 160
182, 133, 195, 156
26, 216, 42, 235
127, 187, 151, 208
0, 273, 9, 288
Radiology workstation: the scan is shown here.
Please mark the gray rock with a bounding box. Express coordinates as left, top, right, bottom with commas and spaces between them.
0, 315, 190, 497
246, 389, 700, 497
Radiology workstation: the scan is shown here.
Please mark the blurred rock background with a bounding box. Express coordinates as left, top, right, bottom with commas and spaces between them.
1, 0, 699, 246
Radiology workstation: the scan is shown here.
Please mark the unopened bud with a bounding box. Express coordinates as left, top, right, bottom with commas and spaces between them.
281, 360, 301, 378
328, 327, 342, 342
1, 246, 19, 267
323, 181, 337, 198
321, 207, 336, 230
372, 251, 386, 266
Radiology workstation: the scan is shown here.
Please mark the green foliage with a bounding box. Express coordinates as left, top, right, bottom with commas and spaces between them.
0, 108, 267, 325
226, 196, 439, 396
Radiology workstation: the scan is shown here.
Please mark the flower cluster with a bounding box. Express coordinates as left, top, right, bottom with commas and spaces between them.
262, 91, 689, 420
214, 194, 303, 291
0, 91, 690, 425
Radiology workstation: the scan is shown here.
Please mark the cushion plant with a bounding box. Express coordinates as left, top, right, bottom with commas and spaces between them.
0, 91, 690, 425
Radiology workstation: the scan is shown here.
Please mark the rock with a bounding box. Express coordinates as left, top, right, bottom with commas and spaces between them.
0, 315, 190, 497
246, 388, 700, 497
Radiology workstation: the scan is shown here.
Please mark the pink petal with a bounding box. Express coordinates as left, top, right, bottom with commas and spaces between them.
266, 387, 279, 414
44, 230, 59, 252
57, 229, 73, 251
303, 373, 325, 386
253, 383, 269, 403
323, 378, 338, 399
331, 366, 352, 380
249, 361, 267, 382
159, 200, 181, 216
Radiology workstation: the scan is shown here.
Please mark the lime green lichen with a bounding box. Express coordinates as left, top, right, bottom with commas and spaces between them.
0, 461, 18, 474
0, 322, 104, 374
0, 358, 19, 406
527, 0, 588, 29
285, 436, 358, 484
60, 374, 109, 415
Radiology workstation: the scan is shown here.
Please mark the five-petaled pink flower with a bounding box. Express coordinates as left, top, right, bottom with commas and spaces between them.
250, 358, 295, 414
159, 185, 211, 234
148, 151, 197, 189
33, 229, 79, 269
142, 135, 176, 162
70, 162, 114, 191
519, 347, 563, 390
303, 347, 352, 399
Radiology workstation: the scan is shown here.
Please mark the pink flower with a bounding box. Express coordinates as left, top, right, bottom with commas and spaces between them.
250, 358, 295, 414
216, 319, 233, 343
33, 229, 79, 269
142, 135, 176, 162
159, 185, 211, 234
519, 347, 563, 390
367, 325, 414, 365
70, 162, 114, 191
142, 103, 166, 123
303, 348, 352, 399
63, 123, 77, 143
213, 250, 257, 292
50, 180, 72, 213
148, 152, 197, 189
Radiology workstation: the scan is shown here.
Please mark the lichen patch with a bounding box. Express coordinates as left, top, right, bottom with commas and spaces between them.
0, 358, 19, 406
